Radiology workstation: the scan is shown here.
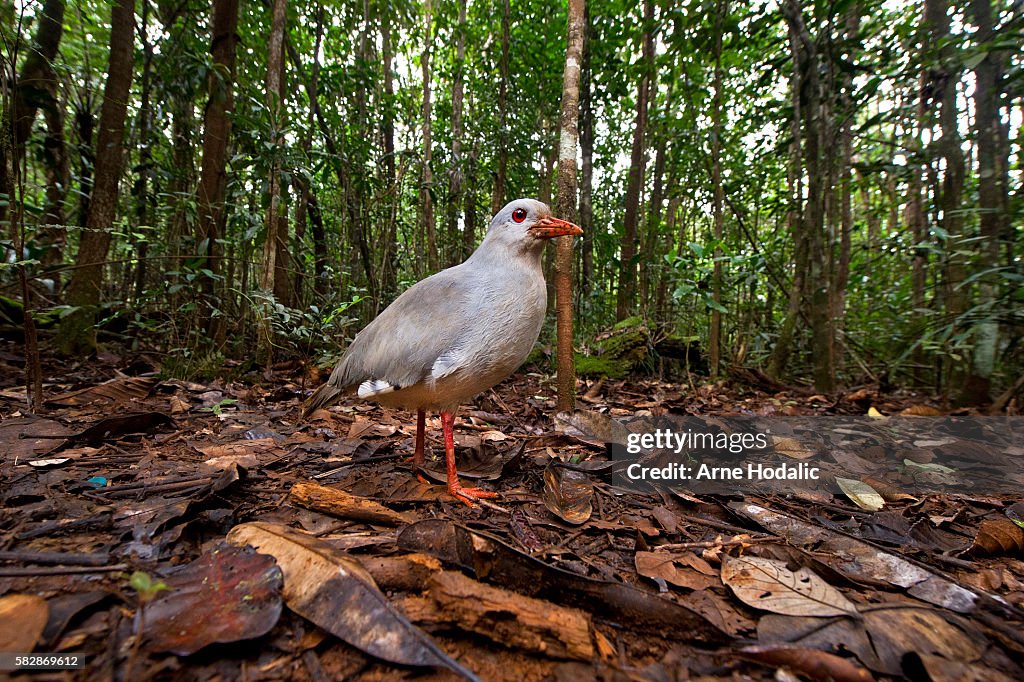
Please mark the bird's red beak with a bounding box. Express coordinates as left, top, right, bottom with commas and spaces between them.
530, 216, 583, 239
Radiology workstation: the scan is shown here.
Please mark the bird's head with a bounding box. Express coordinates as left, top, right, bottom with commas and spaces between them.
481, 199, 582, 257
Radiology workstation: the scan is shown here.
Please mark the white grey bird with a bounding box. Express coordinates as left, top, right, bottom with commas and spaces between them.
304, 199, 582, 505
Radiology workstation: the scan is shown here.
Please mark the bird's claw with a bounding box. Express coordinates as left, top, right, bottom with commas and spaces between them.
448, 484, 498, 507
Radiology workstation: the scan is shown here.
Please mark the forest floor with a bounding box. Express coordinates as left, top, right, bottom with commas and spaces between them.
1, 341, 1023, 681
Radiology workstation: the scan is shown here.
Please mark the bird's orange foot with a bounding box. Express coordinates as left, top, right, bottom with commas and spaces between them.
448, 483, 498, 507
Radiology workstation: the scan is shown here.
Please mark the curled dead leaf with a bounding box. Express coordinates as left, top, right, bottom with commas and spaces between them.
542, 462, 593, 525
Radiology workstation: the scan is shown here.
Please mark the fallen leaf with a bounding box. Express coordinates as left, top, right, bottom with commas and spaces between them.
970, 517, 1024, 557
227, 521, 480, 680
722, 555, 858, 617
554, 410, 631, 447
45, 376, 159, 406
635, 551, 717, 591
836, 477, 885, 511
542, 462, 593, 525
145, 542, 283, 655
0, 594, 49, 652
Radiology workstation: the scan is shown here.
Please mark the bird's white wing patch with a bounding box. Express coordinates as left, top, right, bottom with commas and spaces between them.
358, 379, 399, 398
430, 349, 467, 382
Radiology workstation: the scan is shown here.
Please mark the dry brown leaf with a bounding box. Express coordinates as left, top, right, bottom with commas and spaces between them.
636, 551, 717, 591
970, 517, 1024, 557
45, 376, 159, 406
542, 463, 593, 525
772, 436, 813, 459
722, 555, 858, 617
0, 594, 49, 652
227, 521, 479, 680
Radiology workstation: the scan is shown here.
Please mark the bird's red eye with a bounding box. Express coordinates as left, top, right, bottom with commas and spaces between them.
512, 208, 527, 223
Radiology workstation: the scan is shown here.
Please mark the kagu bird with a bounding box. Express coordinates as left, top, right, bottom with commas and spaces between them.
304, 199, 582, 505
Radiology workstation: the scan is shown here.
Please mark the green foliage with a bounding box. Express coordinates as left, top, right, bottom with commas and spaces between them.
0, 0, 1018, 401
128, 570, 171, 604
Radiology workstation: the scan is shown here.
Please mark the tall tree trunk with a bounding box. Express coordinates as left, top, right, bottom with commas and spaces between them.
830, 8, 858, 370
783, 0, 834, 392
924, 0, 966, 395
73, 105, 94, 229
616, 0, 654, 321
768, 22, 805, 380
555, 0, 585, 413
709, 0, 726, 378
258, 0, 288, 365
57, 0, 135, 356
446, 0, 467, 267
195, 0, 240, 343
463, 146, 478, 258
419, 0, 437, 273
490, 0, 510, 214
380, 4, 398, 297
640, 137, 666, 310
133, 0, 154, 302
962, 0, 1005, 405
579, 4, 595, 293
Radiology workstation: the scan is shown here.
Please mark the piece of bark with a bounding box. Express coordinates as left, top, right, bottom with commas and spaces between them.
402, 570, 597, 660
359, 553, 443, 593
289, 482, 414, 526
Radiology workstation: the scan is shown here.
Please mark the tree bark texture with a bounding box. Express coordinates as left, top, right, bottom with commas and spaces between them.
709, 0, 726, 379
195, 0, 241, 342
962, 0, 1005, 404
58, 0, 135, 355
555, 0, 585, 413
420, 0, 437, 274
446, 0, 467, 267
579, 5, 595, 294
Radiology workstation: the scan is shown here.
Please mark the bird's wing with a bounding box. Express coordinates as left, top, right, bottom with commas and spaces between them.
327, 267, 474, 393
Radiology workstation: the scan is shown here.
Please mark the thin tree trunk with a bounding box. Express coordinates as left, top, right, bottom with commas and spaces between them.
73, 105, 94, 229
57, 0, 135, 356
830, 9, 858, 371
616, 0, 654, 321
924, 0, 966, 395
195, 0, 240, 343
962, 0, 1004, 404
768, 22, 805, 380
491, 0, 510, 214
579, 4, 595, 293
133, 0, 154, 302
446, 0, 467, 267
380, 4, 398, 298
420, 0, 437, 273
554, 0, 585, 413
709, 0, 726, 378
259, 0, 288, 366
782, 0, 833, 392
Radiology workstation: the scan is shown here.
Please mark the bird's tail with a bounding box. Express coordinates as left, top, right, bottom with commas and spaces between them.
301, 381, 344, 419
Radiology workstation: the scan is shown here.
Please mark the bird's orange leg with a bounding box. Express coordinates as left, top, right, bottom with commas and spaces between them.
441, 410, 497, 506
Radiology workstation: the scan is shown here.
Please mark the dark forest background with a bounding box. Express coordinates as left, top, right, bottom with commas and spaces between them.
0, 0, 1021, 407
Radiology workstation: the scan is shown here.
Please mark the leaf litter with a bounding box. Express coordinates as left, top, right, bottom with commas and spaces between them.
0, 356, 1022, 680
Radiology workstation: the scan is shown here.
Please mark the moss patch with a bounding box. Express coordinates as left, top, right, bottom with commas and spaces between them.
574, 353, 628, 379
